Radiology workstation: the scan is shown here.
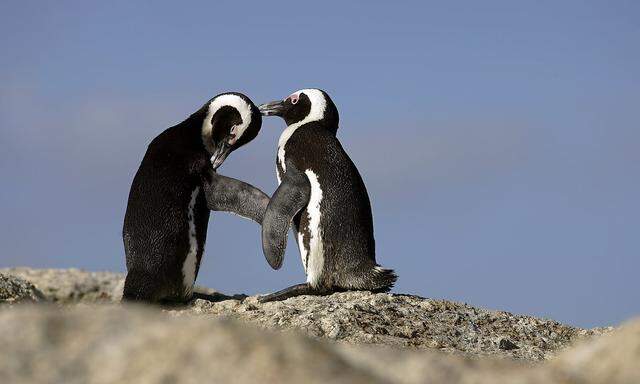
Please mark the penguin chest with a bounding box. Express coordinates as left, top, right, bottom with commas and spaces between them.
296, 170, 325, 287
181, 186, 202, 294
275, 142, 288, 185
276, 123, 300, 183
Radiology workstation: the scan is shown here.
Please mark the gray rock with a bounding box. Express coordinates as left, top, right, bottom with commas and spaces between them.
499, 338, 520, 350
0, 268, 225, 304
0, 305, 636, 384
176, 292, 607, 360
0, 267, 124, 303
0, 273, 45, 303
0, 268, 612, 361
0, 305, 384, 384
553, 318, 640, 384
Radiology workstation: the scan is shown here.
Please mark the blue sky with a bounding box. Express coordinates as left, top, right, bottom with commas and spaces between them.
1, 1, 638, 327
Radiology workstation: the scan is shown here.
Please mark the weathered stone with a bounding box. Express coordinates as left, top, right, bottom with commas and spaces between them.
174, 292, 608, 361
0, 273, 45, 303
0, 306, 381, 384
553, 318, 640, 384
0, 268, 613, 361
0, 305, 636, 384
499, 338, 520, 350
0, 267, 124, 303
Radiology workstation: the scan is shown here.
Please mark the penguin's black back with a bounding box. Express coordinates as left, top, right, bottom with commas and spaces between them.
123, 120, 210, 301
281, 122, 391, 290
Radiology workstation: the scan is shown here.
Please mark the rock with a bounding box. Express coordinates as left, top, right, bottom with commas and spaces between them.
0, 305, 550, 384
0, 273, 45, 303
0, 305, 383, 384
0, 268, 612, 361
499, 338, 520, 350
178, 292, 606, 360
0, 267, 124, 303
0, 305, 636, 384
0, 268, 233, 304
554, 318, 640, 384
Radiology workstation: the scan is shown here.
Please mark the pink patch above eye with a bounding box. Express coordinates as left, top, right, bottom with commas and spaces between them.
288, 93, 300, 104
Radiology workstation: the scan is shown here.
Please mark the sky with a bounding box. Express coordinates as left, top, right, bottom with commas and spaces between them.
1, 1, 638, 328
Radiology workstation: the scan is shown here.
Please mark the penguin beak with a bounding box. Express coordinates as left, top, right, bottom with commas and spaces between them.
258, 100, 285, 117
210, 140, 232, 170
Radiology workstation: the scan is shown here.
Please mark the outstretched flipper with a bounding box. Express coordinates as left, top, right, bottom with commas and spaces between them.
201, 169, 270, 224
262, 161, 311, 270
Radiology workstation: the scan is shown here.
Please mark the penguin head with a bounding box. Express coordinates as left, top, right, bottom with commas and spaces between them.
258, 89, 339, 133
201, 92, 262, 169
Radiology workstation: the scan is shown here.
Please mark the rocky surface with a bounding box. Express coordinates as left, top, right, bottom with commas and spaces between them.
1, 267, 124, 303
0, 273, 45, 303
3, 267, 635, 383
0, 267, 612, 362
553, 318, 640, 384
0, 305, 637, 384
181, 292, 607, 360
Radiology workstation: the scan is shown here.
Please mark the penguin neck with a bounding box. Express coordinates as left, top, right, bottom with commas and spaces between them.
178, 107, 210, 152
277, 118, 331, 174
279, 117, 330, 147
148, 109, 209, 171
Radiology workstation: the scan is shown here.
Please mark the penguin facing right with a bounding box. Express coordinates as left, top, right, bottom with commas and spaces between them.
123, 92, 268, 303
257, 88, 397, 302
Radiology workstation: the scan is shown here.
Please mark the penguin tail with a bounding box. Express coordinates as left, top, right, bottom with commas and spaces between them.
369, 265, 398, 293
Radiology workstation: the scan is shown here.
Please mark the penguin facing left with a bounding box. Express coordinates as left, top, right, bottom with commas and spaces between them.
257, 89, 397, 302
122, 92, 268, 303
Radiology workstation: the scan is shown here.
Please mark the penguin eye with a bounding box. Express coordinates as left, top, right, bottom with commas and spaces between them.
290, 95, 299, 105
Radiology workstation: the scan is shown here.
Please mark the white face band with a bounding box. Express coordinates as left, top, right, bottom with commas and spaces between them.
277, 89, 328, 172
201, 94, 252, 152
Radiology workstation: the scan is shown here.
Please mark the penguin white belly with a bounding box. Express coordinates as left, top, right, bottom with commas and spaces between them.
181, 186, 201, 294
277, 121, 302, 175
297, 231, 308, 271
300, 170, 324, 287
276, 146, 285, 185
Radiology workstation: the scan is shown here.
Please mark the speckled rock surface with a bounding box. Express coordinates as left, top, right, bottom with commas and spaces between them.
553, 318, 640, 384
0, 273, 45, 303
0, 305, 637, 384
0, 268, 612, 362
0, 267, 124, 303
177, 292, 609, 360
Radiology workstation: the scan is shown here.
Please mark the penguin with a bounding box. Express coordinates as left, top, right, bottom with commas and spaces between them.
257, 88, 397, 302
122, 92, 269, 303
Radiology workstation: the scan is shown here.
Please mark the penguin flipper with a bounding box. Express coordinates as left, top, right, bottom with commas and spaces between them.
262, 162, 311, 270
201, 169, 270, 224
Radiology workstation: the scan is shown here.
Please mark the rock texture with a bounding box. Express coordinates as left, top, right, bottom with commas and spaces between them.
0, 267, 609, 362
554, 318, 640, 384
1, 268, 124, 303
0, 305, 637, 384
0, 273, 45, 303
181, 292, 606, 361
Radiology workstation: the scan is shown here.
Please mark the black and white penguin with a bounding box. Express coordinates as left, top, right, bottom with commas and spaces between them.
257, 88, 397, 302
122, 92, 269, 303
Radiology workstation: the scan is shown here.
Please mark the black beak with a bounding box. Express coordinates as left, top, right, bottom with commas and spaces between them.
258, 100, 285, 117
210, 140, 232, 170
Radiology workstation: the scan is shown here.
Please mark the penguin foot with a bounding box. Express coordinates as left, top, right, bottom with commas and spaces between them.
258, 283, 331, 303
